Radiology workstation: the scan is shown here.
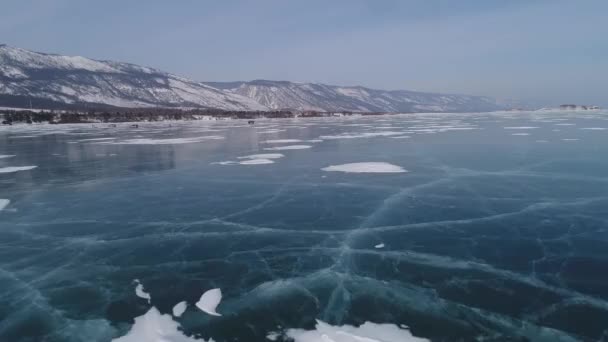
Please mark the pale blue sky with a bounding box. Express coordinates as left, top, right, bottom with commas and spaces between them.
1, 0, 607, 106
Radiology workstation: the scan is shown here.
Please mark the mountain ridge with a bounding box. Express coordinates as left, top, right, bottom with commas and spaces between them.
0, 45, 509, 113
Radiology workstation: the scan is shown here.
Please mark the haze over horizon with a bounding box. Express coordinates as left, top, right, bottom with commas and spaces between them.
2, 0, 607, 107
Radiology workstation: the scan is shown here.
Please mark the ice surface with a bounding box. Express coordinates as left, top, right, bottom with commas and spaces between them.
286, 320, 429, 342
322, 162, 407, 173
239, 159, 275, 165
196, 288, 222, 316
172, 301, 188, 317
0, 165, 37, 173
112, 307, 209, 342
0, 154, 16, 159
3, 111, 608, 341
0, 199, 9, 211
108, 137, 223, 145
264, 145, 312, 151
503, 126, 539, 130
265, 139, 303, 143
237, 154, 284, 160
320, 132, 403, 140
134, 280, 151, 303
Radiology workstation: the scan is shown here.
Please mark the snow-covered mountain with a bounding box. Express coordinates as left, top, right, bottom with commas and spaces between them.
0, 45, 267, 110
0, 45, 508, 112
206, 80, 507, 113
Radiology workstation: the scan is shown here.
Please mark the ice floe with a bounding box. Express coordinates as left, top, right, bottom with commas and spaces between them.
320, 132, 403, 140
239, 159, 275, 165
511, 133, 530, 136
503, 126, 539, 130
286, 320, 429, 342
172, 301, 187, 318
375, 243, 385, 249
322, 162, 407, 173
237, 154, 284, 160
77, 137, 116, 142
580, 127, 607, 130
257, 129, 286, 134
196, 288, 222, 316
264, 145, 312, 151
562, 138, 580, 141
112, 307, 207, 342
107, 137, 223, 145
0, 166, 37, 173
264, 139, 302, 144
0, 155, 16, 159
0, 199, 9, 211
134, 279, 151, 303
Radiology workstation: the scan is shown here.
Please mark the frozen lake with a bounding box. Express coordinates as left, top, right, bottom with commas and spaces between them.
1, 111, 608, 341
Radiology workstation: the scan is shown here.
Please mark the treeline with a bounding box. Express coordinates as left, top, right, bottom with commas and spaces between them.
0, 108, 376, 125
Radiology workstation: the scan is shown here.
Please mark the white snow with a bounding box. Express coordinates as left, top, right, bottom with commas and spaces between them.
562, 138, 580, 141
322, 162, 407, 174
239, 159, 275, 165
107, 137, 223, 145
286, 320, 429, 342
511, 133, 530, 136
264, 139, 303, 144
111, 307, 209, 342
0, 155, 16, 159
195, 288, 222, 316
211, 161, 238, 166
134, 280, 151, 303
375, 243, 385, 249
320, 132, 403, 140
503, 126, 539, 130
266, 332, 280, 341
0, 199, 9, 211
0, 166, 37, 173
172, 301, 188, 318
264, 145, 312, 151
258, 130, 287, 134
237, 153, 284, 160
580, 127, 607, 130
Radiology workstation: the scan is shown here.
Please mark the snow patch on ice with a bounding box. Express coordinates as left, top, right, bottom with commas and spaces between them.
108, 137, 223, 145
239, 159, 275, 165
322, 162, 407, 174
111, 307, 210, 342
375, 243, 385, 249
0, 199, 9, 211
264, 145, 312, 151
196, 288, 222, 316
286, 320, 429, 342
0, 166, 37, 173
0, 155, 16, 159
264, 139, 302, 144
238, 154, 284, 160
134, 279, 151, 303
320, 132, 403, 140
511, 133, 530, 136
172, 301, 188, 318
